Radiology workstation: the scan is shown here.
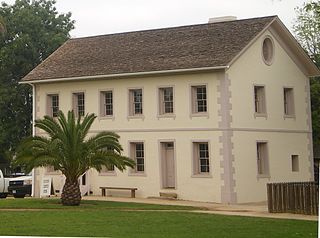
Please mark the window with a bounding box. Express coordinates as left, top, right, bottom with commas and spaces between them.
254, 86, 266, 115
47, 94, 59, 117
46, 166, 55, 173
159, 87, 174, 115
191, 85, 207, 114
100, 91, 113, 117
256, 142, 269, 176
291, 155, 299, 172
130, 142, 145, 173
129, 89, 143, 116
100, 165, 115, 173
193, 142, 210, 174
73, 92, 85, 117
284, 88, 295, 116
262, 37, 274, 65
46, 166, 59, 174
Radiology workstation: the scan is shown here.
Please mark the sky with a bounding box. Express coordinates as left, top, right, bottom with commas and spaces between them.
3, 0, 308, 38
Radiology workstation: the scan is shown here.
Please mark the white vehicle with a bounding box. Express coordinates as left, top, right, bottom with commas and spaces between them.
8, 175, 32, 198
0, 170, 10, 198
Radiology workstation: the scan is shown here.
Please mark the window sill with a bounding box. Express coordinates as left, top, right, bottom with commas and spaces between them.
99, 116, 114, 121
191, 174, 212, 178
127, 115, 145, 120
99, 172, 117, 176
190, 113, 209, 118
128, 173, 146, 177
257, 174, 270, 179
254, 113, 267, 118
157, 114, 176, 119
284, 114, 296, 119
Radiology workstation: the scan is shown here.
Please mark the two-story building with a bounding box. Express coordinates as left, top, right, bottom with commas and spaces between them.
21, 16, 320, 204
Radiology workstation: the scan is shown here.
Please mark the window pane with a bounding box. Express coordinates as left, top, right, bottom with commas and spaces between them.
257, 142, 268, 175
50, 95, 59, 117
104, 91, 113, 116
197, 143, 209, 173
254, 86, 265, 114
132, 89, 143, 114
194, 86, 207, 113
134, 143, 144, 172
77, 93, 85, 116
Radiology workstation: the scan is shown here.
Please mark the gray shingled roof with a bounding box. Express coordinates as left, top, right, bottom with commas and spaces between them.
22, 16, 276, 81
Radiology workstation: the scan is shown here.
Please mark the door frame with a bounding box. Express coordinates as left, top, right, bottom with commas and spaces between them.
158, 139, 177, 189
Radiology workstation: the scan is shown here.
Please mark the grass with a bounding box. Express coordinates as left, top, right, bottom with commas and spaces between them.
0, 198, 317, 238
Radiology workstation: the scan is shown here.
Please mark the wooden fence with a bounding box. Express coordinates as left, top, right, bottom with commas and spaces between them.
267, 182, 319, 215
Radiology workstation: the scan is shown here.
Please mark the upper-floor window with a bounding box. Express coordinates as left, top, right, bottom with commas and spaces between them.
47, 94, 59, 117
254, 85, 266, 115
100, 90, 113, 117
193, 142, 210, 174
129, 89, 143, 116
257, 142, 269, 177
284, 88, 295, 116
159, 87, 174, 115
73, 92, 85, 117
191, 85, 207, 114
130, 142, 145, 173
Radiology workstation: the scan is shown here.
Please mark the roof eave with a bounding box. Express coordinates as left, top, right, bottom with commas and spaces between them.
271, 18, 320, 77
20, 66, 229, 84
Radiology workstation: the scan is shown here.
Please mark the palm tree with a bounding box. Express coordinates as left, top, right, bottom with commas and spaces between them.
16, 111, 135, 206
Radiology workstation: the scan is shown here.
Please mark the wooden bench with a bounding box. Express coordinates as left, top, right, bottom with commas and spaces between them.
100, 187, 138, 198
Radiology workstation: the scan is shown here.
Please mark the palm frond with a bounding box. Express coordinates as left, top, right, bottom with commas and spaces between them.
15, 110, 133, 181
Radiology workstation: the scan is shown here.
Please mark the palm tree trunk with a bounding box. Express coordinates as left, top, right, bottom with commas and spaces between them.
61, 179, 81, 206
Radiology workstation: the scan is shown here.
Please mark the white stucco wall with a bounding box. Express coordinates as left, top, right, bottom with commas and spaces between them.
227, 29, 313, 203
34, 72, 224, 203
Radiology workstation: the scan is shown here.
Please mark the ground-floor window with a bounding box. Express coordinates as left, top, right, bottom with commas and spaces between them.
256, 142, 269, 176
193, 142, 210, 174
130, 142, 145, 173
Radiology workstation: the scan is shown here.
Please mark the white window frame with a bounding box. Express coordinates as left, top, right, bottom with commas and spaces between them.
46, 93, 59, 117
128, 88, 144, 118
45, 166, 61, 175
291, 155, 299, 172
158, 86, 175, 117
128, 141, 146, 176
256, 141, 270, 178
72, 91, 85, 117
191, 85, 208, 116
191, 141, 212, 177
99, 89, 114, 118
283, 87, 295, 118
99, 165, 116, 176
253, 85, 267, 117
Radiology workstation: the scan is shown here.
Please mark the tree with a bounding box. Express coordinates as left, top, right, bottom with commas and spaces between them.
16, 111, 135, 206
0, 0, 75, 169
294, 1, 320, 150
0, 16, 6, 35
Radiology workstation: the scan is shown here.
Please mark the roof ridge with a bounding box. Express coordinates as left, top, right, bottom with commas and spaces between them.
70, 15, 278, 41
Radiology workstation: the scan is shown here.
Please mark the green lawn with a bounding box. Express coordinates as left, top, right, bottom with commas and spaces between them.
0, 199, 317, 238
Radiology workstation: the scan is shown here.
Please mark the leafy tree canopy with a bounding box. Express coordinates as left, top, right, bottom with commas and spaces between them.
294, 1, 320, 150
0, 0, 75, 166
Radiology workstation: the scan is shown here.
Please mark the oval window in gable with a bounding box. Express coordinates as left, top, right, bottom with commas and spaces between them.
262, 37, 274, 65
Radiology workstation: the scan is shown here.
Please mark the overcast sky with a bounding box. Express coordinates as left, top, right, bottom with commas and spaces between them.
3, 0, 307, 38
